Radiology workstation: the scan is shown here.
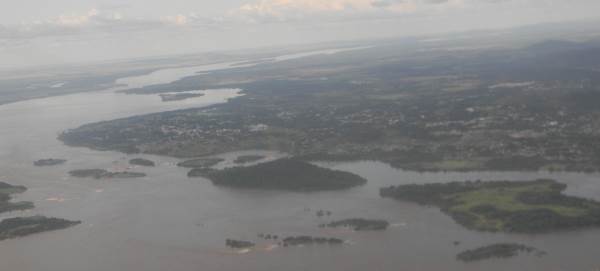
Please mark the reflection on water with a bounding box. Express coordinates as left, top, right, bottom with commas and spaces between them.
115, 62, 251, 89
271, 46, 372, 62
1, 48, 600, 271
116, 46, 370, 90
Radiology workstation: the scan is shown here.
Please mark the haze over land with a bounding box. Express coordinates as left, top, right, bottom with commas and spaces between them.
2, 0, 600, 69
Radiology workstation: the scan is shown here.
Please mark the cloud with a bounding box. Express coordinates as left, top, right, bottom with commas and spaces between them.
230, 0, 369, 23
239, 0, 373, 13
0, 0, 511, 40
0, 9, 186, 40
228, 0, 470, 22
54, 8, 99, 26
45, 8, 129, 28
0, 1, 589, 51
161, 14, 189, 26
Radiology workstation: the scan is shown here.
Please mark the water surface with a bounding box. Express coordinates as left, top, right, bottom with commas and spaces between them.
1, 49, 600, 271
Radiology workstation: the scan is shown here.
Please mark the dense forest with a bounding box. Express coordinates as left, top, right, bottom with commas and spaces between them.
456, 243, 545, 262
0, 216, 81, 241
380, 179, 600, 233
205, 158, 366, 191
0, 182, 33, 214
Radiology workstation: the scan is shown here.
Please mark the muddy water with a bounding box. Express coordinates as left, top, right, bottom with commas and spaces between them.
1, 49, 600, 271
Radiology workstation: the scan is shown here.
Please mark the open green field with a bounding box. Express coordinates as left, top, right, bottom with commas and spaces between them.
381, 179, 600, 233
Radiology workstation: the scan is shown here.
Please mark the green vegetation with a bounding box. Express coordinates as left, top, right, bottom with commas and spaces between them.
0, 216, 81, 241
69, 169, 146, 179
0, 184, 80, 240
129, 158, 155, 167
204, 158, 366, 191
58, 39, 600, 172
159, 92, 204, 102
177, 158, 224, 168
380, 179, 600, 233
281, 236, 344, 247
0, 182, 27, 194
225, 239, 255, 249
34, 159, 67, 166
0, 182, 34, 214
258, 233, 279, 240
456, 243, 545, 262
321, 218, 389, 231
316, 209, 332, 217
0, 199, 33, 214
233, 155, 265, 164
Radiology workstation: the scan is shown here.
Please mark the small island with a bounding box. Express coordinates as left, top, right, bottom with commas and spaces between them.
159, 92, 204, 102
233, 155, 265, 164
0, 182, 34, 214
258, 233, 279, 240
34, 159, 67, 166
225, 239, 255, 249
202, 158, 367, 191
0, 216, 81, 241
380, 179, 600, 233
0, 182, 27, 194
281, 236, 344, 247
456, 243, 545, 262
316, 209, 332, 217
129, 158, 156, 167
69, 169, 146, 179
177, 158, 224, 168
321, 218, 389, 231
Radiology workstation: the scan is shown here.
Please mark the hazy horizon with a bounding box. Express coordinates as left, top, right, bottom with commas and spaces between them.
2, 0, 600, 69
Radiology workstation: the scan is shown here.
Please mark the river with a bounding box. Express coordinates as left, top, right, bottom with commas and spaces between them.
0, 48, 600, 271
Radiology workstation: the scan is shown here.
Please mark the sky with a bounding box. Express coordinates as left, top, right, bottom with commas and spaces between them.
2, 0, 600, 69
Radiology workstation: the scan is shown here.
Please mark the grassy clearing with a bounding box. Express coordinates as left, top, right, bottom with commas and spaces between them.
381, 179, 600, 233
450, 185, 587, 216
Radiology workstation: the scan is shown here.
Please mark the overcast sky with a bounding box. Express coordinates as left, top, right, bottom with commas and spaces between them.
2, 0, 600, 69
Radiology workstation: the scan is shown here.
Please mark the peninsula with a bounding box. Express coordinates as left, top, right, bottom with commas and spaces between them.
457, 243, 545, 262
69, 169, 146, 179
380, 179, 600, 233
0, 216, 81, 241
0, 182, 34, 214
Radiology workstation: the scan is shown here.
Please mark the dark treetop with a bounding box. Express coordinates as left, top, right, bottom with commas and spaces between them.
456, 243, 546, 262
69, 169, 146, 179
129, 158, 156, 167
0, 182, 33, 214
203, 158, 366, 191
281, 236, 344, 247
0, 216, 81, 241
380, 179, 600, 233
34, 159, 67, 166
321, 218, 389, 231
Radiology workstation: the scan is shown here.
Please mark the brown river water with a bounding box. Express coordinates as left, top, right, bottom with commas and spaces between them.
1, 50, 600, 271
